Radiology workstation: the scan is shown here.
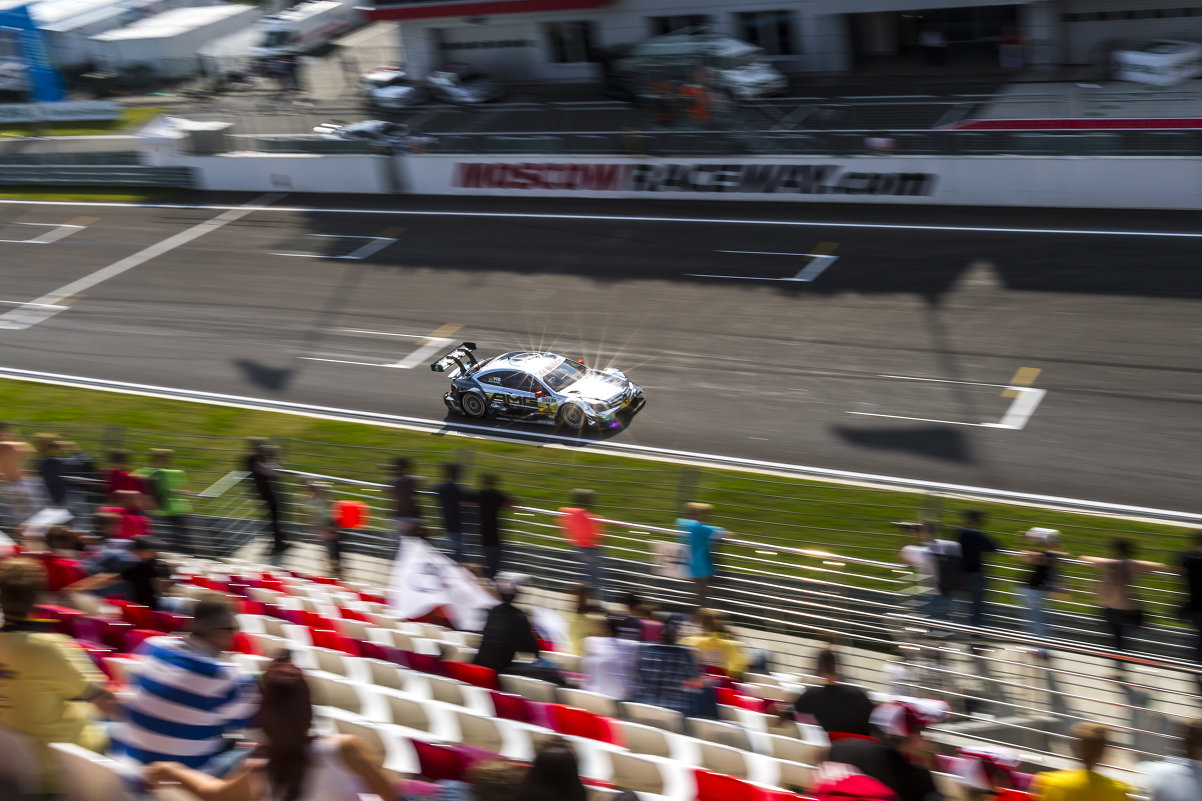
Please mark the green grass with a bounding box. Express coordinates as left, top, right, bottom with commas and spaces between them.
0, 378, 1192, 618
0, 106, 164, 138
0, 187, 173, 202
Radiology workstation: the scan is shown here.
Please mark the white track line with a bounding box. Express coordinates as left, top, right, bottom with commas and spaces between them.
0, 199, 1200, 239
849, 375, 1046, 430
0, 193, 283, 331
0, 222, 85, 245
0, 364, 1196, 525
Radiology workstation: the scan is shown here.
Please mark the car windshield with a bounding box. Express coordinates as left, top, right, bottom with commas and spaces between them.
261, 30, 290, 48
541, 359, 587, 391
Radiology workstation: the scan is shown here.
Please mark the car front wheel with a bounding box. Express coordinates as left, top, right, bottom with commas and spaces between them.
461, 391, 488, 418
558, 403, 587, 430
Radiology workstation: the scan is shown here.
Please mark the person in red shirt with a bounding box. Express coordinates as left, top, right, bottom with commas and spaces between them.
37, 526, 88, 593
105, 449, 147, 499
559, 489, 606, 600
97, 491, 153, 540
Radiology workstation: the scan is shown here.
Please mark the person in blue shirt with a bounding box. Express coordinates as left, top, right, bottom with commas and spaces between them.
676, 502, 726, 609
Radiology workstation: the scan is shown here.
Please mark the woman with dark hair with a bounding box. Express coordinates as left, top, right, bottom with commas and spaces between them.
143, 659, 396, 801
518, 738, 587, 801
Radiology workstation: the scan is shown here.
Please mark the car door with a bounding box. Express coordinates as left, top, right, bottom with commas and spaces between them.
477, 370, 517, 411
499, 371, 541, 416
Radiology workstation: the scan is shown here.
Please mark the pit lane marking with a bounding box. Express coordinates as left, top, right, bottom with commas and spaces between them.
692, 242, 840, 282
270, 234, 397, 260
847, 374, 1046, 430
0, 215, 96, 244
299, 324, 461, 370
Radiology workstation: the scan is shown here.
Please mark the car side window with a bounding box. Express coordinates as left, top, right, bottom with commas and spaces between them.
481, 370, 514, 387
500, 372, 536, 391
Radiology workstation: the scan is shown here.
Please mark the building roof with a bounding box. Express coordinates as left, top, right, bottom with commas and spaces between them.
362, 0, 613, 23
90, 4, 253, 40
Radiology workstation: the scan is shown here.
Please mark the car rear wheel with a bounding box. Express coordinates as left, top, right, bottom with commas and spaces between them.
461, 391, 487, 418
558, 403, 587, 430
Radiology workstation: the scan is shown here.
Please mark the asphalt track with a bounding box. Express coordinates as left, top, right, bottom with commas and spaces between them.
0, 195, 1199, 512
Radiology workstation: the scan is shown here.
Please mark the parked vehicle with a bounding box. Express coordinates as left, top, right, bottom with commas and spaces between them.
610, 33, 788, 100
253, 0, 362, 58
360, 65, 427, 109
425, 63, 504, 104
1112, 40, 1202, 87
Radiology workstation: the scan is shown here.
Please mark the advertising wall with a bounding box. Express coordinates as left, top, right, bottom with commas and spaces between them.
0, 2, 65, 101
402, 154, 1202, 210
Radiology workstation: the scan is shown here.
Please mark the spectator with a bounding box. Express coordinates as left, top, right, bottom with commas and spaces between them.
613, 592, 645, 641
99, 489, 153, 540
1032, 722, 1132, 801
899, 522, 961, 622
826, 699, 948, 801
1082, 538, 1164, 662
245, 442, 286, 559
106, 449, 146, 497
66, 536, 170, 610
567, 583, 602, 655
559, 489, 606, 597
952, 745, 1022, 799
677, 502, 726, 609
956, 510, 998, 630
1016, 527, 1067, 657
581, 616, 640, 702
81, 514, 138, 597
476, 474, 511, 580
38, 439, 71, 508
0, 558, 117, 794
473, 577, 541, 675
113, 592, 259, 773
37, 525, 88, 593
305, 480, 340, 578
681, 608, 749, 680
414, 757, 525, 801
144, 658, 395, 801
518, 737, 587, 801
435, 462, 472, 563
1142, 718, 1202, 801
0, 421, 33, 527
785, 648, 875, 738
389, 456, 422, 540
1179, 532, 1202, 690
140, 449, 193, 554
632, 612, 704, 717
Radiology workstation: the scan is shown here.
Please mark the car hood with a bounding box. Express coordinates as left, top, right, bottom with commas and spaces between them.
561, 369, 630, 403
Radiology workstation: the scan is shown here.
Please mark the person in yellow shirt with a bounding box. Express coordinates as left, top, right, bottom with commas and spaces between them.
0, 558, 117, 794
1033, 722, 1134, 801
681, 609, 748, 679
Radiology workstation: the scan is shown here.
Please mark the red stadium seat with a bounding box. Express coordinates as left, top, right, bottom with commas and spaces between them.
338, 607, 372, 623
716, 687, 772, 713
95, 619, 132, 651
412, 740, 465, 782
34, 604, 84, 636
444, 661, 500, 691
546, 704, 622, 746
489, 691, 537, 724
151, 611, 189, 633
310, 628, 361, 656
124, 628, 161, 653
118, 603, 155, 630
695, 769, 782, 801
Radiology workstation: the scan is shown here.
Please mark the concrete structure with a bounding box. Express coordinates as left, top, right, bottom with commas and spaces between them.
360, 0, 1202, 81
29, 0, 206, 69
89, 4, 260, 79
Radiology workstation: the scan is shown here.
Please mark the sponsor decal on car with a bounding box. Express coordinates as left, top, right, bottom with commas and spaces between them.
453, 161, 937, 196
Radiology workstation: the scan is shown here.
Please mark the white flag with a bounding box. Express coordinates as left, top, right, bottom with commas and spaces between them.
387, 537, 497, 631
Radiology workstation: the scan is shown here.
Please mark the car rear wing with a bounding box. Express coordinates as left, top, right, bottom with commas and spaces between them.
430, 342, 479, 378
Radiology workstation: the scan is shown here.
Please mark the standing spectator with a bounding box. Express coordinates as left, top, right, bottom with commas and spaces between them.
245, 443, 286, 559
632, 613, 703, 717
0, 421, 33, 527
0, 558, 118, 794
681, 608, 748, 680
140, 449, 193, 554
113, 593, 259, 772
476, 474, 512, 580
1032, 722, 1132, 801
956, 510, 997, 630
677, 502, 725, 609
582, 616, 640, 701
1179, 532, 1202, 690
1082, 538, 1165, 661
390, 457, 422, 539
559, 489, 606, 597
106, 449, 147, 497
67, 536, 170, 610
899, 522, 962, 622
143, 658, 396, 801
1016, 527, 1067, 656
784, 648, 875, 737
826, 699, 948, 801
519, 737, 587, 801
305, 480, 340, 578
1142, 719, 1202, 801
38, 439, 71, 508
473, 577, 541, 675
435, 462, 471, 562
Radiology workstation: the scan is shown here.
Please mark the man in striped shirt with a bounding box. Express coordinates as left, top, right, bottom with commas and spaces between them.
112, 593, 259, 773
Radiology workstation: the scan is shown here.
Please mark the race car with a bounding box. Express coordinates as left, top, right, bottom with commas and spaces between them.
432, 343, 645, 430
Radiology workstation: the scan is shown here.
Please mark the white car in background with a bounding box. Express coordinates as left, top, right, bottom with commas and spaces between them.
359, 66, 427, 110
426, 64, 505, 104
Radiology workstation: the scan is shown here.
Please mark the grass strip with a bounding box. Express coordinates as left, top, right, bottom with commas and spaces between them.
0, 106, 164, 138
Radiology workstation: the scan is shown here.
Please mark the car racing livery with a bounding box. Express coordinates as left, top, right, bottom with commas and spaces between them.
432, 343, 645, 430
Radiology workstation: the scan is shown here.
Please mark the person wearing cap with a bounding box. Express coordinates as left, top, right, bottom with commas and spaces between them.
66, 535, 171, 610
1032, 722, 1132, 801
677, 502, 726, 609
784, 647, 875, 738
632, 613, 705, 717
952, 745, 1022, 800
473, 577, 542, 675
1015, 527, 1069, 656
825, 699, 948, 801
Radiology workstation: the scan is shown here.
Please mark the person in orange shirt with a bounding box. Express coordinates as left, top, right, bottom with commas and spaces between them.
559, 489, 606, 600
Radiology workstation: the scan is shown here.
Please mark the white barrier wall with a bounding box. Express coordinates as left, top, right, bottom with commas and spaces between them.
401, 155, 1202, 211
173, 154, 394, 194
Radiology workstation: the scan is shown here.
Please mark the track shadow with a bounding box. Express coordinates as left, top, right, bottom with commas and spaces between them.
832, 424, 974, 463
233, 359, 295, 392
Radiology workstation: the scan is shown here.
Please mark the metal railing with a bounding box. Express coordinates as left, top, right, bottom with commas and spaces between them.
0, 164, 194, 188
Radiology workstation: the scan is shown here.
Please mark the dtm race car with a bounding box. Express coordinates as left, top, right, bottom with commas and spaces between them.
432, 343, 645, 430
